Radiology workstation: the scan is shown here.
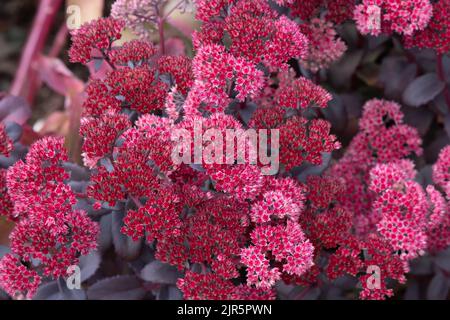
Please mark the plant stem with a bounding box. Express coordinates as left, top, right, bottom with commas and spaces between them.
158, 18, 166, 55
162, 0, 186, 20
10, 0, 63, 99
49, 23, 69, 58
27, 23, 69, 104
436, 53, 450, 111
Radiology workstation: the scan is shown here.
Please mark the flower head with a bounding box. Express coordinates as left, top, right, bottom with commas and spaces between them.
0, 123, 13, 157
69, 17, 125, 64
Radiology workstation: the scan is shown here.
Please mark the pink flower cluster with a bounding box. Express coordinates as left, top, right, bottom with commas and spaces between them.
299, 18, 347, 72
0, 124, 13, 157
329, 99, 423, 236
433, 146, 450, 199
55, 0, 346, 299
0, 138, 99, 298
404, 0, 450, 53
69, 17, 125, 64
301, 99, 450, 299
287, 0, 356, 24
354, 0, 433, 36
185, 44, 264, 114
194, 0, 308, 70
1, 0, 449, 301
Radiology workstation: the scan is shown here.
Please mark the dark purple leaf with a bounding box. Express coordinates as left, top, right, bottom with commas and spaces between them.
322, 94, 347, 133
324, 287, 346, 300
379, 57, 416, 100
443, 55, 450, 81
367, 35, 390, 50
0, 289, 8, 300
238, 102, 257, 125
0, 245, 9, 258
337, 23, 359, 48
295, 153, 332, 182
409, 256, 433, 275
62, 162, 90, 181
98, 213, 113, 252
434, 249, 450, 273
78, 251, 101, 282
33, 279, 86, 300
87, 275, 145, 300
128, 246, 156, 274
112, 210, 142, 260
156, 285, 183, 300
402, 106, 434, 136
444, 114, 450, 139
0, 144, 28, 169
403, 73, 445, 107
4, 122, 22, 142
68, 181, 88, 194
404, 280, 420, 300
140, 260, 182, 285
413, 48, 438, 73
341, 93, 364, 119
426, 272, 449, 300
328, 50, 364, 89
32, 281, 61, 300
434, 92, 450, 115
275, 282, 295, 300
0, 95, 31, 125
416, 165, 433, 188
425, 130, 450, 163
56, 278, 86, 300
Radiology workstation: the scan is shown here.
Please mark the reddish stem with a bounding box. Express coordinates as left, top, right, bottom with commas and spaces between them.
436, 53, 450, 111
158, 19, 166, 55
27, 23, 69, 104
162, 0, 186, 20
49, 23, 69, 58
10, 0, 63, 99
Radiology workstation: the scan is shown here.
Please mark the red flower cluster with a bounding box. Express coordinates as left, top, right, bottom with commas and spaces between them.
295, 98, 450, 299
354, 0, 433, 36
177, 271, 276, 300
69, 17, 125, 64
433, 145, 450, 198
329, 99, 422, 236
299, 18, 347, 72
404, 0, 450, 53
1, 0, 448, 301
288, 0, 356, 24
185, 44, 264, 114
276, 75, 332, 109
109, 40, 157, 65
0, 124, 13, 157
194, 0, 308, 70
0, 169, 13, 220
0, 138, 99, 298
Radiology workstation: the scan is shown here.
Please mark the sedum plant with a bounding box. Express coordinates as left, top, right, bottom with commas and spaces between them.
0, 0, 449, 300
